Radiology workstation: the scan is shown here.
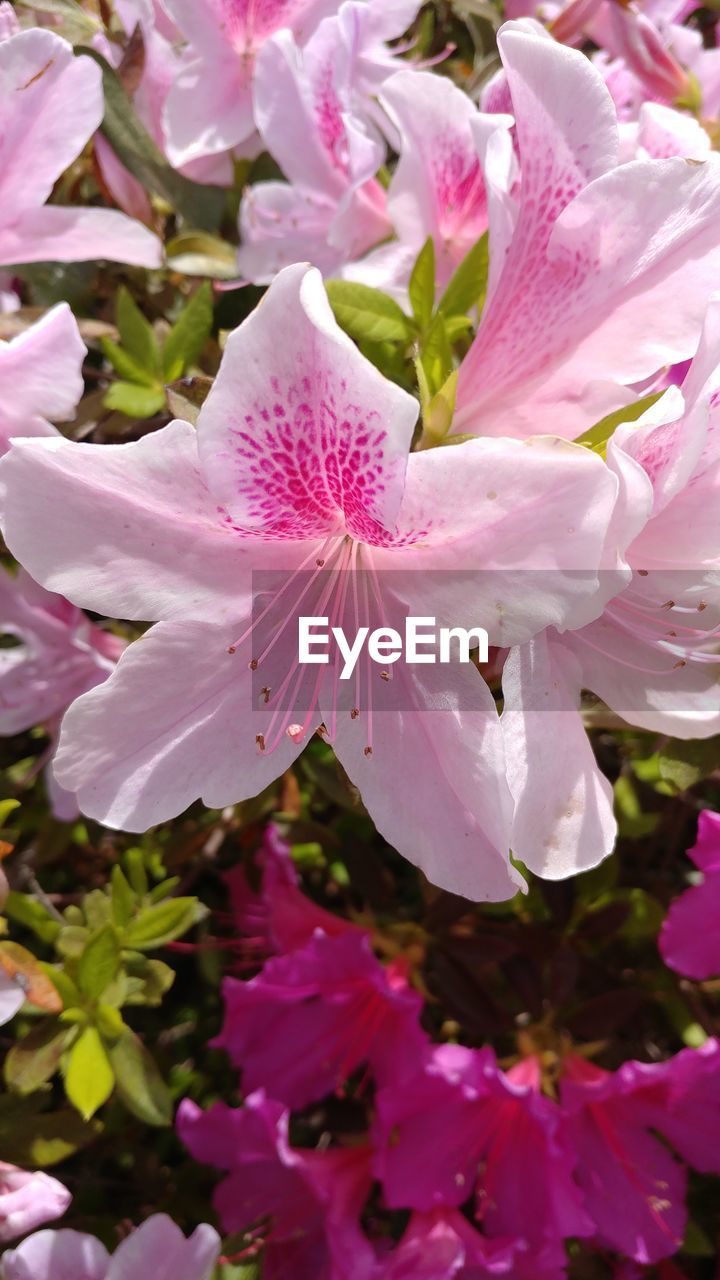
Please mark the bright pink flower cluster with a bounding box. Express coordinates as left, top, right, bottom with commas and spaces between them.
178, 829, 720, 1276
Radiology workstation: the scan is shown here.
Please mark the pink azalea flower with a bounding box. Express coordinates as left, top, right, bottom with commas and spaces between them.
560, 1040, 720, 1264
618, 102, 712, 163
0, 305, 85, 457
0, 567, 125, 819
502, 301, 720, 876
0, 263, 618, 899
454, 21, 720, 441
347, 69, 511, 297
215, 928, 428, 1106
660, 809, 720, 979
237, 11, 396, 282
374, 1045, 593, 1250
178, 1091, 376, 1280
225, 822, 360, 955
0, 29, 161, 268
0, 1215, 220, 1280
0, 1163, 71, 1243
161, 0, 346, 167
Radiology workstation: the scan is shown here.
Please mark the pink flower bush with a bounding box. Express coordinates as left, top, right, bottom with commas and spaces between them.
0, 262, 619, 899
660, 810, 720, 978
0, 1215, 220, 1280
0, 1164, 70, 1243
0, 306, 85, 457
0, 28, 161, 268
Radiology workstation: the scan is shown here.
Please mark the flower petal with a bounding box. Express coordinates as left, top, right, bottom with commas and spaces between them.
0, 207, 162, 269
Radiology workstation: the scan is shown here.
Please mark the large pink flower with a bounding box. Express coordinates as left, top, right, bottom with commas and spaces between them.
502, 302, 720, 877
0, 1215, 220, 1280
0, 29, 161, 268
660, 809, 720, 979
0, 264, 618, 899
0, 306, 85, 457
454, 22, 720, 441
178, 1091, 376, 1280
0, 1163, 71, 1244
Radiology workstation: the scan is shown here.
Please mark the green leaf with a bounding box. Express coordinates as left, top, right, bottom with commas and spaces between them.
108, 1030, 172, 1126
658, 737, 720, 792
0, 798, 20, 826
575, 392, 664, 457
78, 925, 121, 1002
421, 312, 454, 396
325, 281, 414, 345
422, 369, 458, 445
5, 1022, 75, 1094
4, 892, 60, 945
438, 233, 489, 319
409, 237, 436, 332
104, 381, 166, 419
116, 287, 160, 376
64, 1026, 114, 1120
123, 898, 202, 950
162, 282, 214, 382
100, 336, 157, 387
79, 48, 224, 232
40, 964, 81, 1011
110, 866, 136, 929
124, 848, 149, 897
95, 1004, 126, 1041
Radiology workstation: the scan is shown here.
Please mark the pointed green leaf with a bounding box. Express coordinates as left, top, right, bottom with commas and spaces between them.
123, 897, 202, 950
162, 282, 214, 382
409, 237, 436, 331
116, 287, 160, 375
575, 391, 664, 457
103, 381, 166, 419
100, 336, 158, 387
77, 925, 120, 1002
108, 1030, 172, 1127
325, 281, 414, 345
64, 1026, 114, 1120
438, 233, 489, 319
110, 866, 136, 929
5, 893, 61, 945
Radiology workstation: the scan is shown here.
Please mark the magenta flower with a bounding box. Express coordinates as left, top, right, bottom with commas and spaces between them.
0, 306, 85, 457
215, 928, 428, 1107
0, 1163, 71, 1244
379, 1209, 568, 1279
660, 810, 720, 979
0, 29, 161, 268
560, 1040, 720, 1264
178, 1091, 376, 1280
225, 823, 360, 955
0, 1215, 220, 1280
0, 263, 617, 899
374, 1045, 592, 1250
454, 22, 720, 441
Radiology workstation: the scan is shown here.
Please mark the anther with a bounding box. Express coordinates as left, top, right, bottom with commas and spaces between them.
638, 569, 649, 576
661, 600, 675, 610
316, 558, 325, 567
698, 601, 707, 611
351, 707, 360, 719
673, 660, 687, 669
256, 734, 266, 751
364, 746, 373, 757
380, 671, 390, 682
261, 686, 271, 704
287, 724, 304, 743
227, 645, 237, 654
249, 658, 259, 671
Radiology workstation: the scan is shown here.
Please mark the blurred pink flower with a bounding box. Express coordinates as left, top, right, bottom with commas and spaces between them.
660, 810, 720, 978
0, 1215, 220, 1280
0, 1163, 70, 1243
0, 306, 85, 457
0, 29, 161, 268
178, 1091, 375, 1280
